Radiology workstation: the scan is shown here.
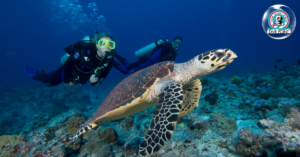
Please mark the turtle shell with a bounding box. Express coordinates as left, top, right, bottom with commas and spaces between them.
88, 61, 175, 124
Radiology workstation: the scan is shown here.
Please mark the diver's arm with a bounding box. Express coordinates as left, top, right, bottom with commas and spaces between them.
158, 42, 172, 56
117, 49, 162, 73
114, 52, 130, 68
113, 61, 132, 74
90, 65, 113, 86
113, 53, 161, 74
115, 41, 167, 73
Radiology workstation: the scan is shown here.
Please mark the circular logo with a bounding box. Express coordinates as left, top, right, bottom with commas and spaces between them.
262, 4, 296, 40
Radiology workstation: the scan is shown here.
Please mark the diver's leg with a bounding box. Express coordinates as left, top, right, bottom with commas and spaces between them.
34, 66, 64, 87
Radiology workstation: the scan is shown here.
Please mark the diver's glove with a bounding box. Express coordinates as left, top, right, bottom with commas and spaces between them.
90, 75, 103, 86
90, 74, 99, 84
65, 82, 74, 87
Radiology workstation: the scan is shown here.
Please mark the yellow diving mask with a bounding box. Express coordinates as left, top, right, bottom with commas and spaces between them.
97, 39, 115, 49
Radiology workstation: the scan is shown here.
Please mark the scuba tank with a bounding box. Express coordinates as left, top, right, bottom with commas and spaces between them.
135, 38, 166, 59
60, 31, 100, 65
80, 31, 99, 47
61, 53, 70, 64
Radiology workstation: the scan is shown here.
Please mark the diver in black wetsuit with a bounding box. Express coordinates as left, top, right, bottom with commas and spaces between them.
25, 32, 133, 87
126, 36, 183, 73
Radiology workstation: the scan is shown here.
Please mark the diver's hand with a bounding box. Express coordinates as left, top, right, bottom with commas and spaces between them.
65, 82, 74, 87
90, 75, 99, 83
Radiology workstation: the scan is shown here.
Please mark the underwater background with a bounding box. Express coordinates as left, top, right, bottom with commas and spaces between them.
0, 0, 300, 156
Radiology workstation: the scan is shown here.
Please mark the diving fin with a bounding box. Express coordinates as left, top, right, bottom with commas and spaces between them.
25, 66, 41, 80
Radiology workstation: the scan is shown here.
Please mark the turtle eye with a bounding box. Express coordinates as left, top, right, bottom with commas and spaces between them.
198, 55, 203, 60
215, 52, 225, 58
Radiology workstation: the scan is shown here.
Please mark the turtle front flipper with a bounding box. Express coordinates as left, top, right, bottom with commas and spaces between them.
139, 82, 183, 156
179, 79, 202, 117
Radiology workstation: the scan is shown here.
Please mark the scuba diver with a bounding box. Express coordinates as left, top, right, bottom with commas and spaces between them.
25, 32, 133, 87
126, 36, 183, 72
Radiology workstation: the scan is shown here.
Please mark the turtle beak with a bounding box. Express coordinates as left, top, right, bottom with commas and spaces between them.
224, 49, 238, 65
214, 49, 237, 70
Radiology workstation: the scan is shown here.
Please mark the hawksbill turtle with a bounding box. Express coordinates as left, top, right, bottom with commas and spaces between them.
71, 49, 237, 156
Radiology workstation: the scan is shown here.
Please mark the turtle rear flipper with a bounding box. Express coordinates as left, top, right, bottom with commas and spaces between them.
179, 79, 202, 117
70, 122, 98, 139
139, 82, 183, 156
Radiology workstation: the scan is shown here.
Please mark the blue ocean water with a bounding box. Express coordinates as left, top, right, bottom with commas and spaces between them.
0, 0, 299, 87
0, 0, 300, 156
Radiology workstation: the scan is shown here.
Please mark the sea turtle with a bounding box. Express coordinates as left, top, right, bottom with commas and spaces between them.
71, 49, 237, 156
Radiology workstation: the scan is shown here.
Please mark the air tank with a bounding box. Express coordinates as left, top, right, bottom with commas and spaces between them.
135, 39, 164, 59
60, 53, 70, 65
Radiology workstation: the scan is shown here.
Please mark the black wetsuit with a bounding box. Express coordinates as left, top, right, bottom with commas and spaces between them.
63, 41, 113, 85
34, 41, 130, 87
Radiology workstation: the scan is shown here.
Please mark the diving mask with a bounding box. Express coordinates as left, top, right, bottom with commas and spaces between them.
97, 39, 115, 49
173, 40, 182, 47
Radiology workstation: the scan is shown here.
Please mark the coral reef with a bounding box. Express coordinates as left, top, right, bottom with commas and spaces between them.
1, 63, 300, 156
65, 116, 85, 133
211, 111, 237, 136
78, 126, 118, 156
263, 118, 300, 154
0, 135, 26, 157
234, 128, 265, 156
124, 137, 144, 156
187, 113, 209, 130
200, 77, 209, 86
257, 118, 275, 128
121, 116, 134, 129
287, 108, 300, 130
204, 92, 219, 105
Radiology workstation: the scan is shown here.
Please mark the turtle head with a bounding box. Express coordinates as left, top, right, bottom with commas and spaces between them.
196, 49, 237, 75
